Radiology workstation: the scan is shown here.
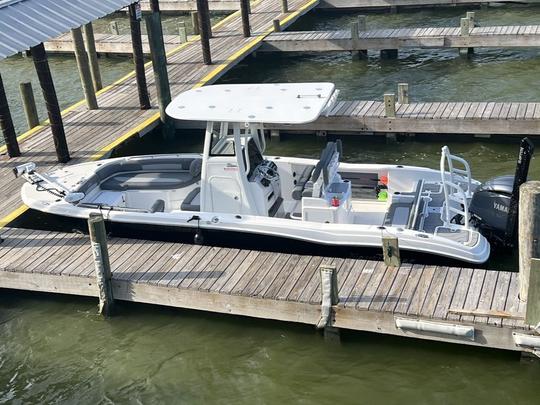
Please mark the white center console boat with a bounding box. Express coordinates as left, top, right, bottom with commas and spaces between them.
16, 83, 534, 264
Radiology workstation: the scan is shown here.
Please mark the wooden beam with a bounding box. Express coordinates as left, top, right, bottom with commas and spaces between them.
129, 2, 151, 110
82, 23, 103, 92
19, 82, 39, 130
88, 213, 114, 316
0, 71, 20, 157
196, 0, 212, 64
71, 26, 98, 110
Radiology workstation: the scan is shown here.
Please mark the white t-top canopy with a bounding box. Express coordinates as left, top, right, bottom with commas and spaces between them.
166, 83, 337, 124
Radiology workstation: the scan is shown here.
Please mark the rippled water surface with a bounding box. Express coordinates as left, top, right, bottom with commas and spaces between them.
1, 5, 540, 404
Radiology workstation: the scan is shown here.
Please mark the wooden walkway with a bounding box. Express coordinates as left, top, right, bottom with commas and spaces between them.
0, 227, 533, 353
0, 0, 319, 225
262, 25, 540, 52
45, 33, 189, 56
262, 100, 540, 135
139, 0, 241, 12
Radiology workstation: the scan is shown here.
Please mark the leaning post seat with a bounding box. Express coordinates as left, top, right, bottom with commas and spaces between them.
292, 141, 341, 200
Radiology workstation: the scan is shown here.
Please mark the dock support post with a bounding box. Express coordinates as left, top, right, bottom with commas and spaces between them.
397, 83, 409, 104
72, 27, 98, 110
273, 19, 281, 32
351, 18, 367, 60
519, 181, 540, 308
382, 236, 401, 267
19, 82, 39, 130
317, 265, 340, 342
0, 72, 20, 157
149, 0, 168, 64
129, 2, 151, 110
31, 42, 70, 163
146, 11, 174, 138
82, 23, 103, 92
196, 0, 212, 65
240, 0, 251, 38
384, 93, 396, 118
178, 21, 188, 43
281, 0, 289, 13
191, 11, 200, 35
88, 213, 114, 316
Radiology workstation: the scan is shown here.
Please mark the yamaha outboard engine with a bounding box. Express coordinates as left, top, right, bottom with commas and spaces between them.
469, 138, 534, 247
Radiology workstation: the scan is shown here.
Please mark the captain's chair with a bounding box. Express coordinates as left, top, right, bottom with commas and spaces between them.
292, 140, 342, 200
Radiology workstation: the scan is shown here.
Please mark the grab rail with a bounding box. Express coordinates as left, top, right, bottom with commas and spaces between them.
440, 146, 472, 229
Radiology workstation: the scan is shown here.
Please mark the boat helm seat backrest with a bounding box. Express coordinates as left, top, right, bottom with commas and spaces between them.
74, 157, 202, 194
291, 165, 315, 200
149, 199, 165, 213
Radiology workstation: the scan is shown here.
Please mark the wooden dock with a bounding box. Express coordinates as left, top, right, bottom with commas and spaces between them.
172, 100, 540, 136
0, 227, 535, 354
262, 25, 540, 53
0, 0, 319, 225
45, 33, 188, 56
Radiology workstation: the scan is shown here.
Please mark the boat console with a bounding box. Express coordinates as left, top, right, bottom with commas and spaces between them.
249, 159, 282, 216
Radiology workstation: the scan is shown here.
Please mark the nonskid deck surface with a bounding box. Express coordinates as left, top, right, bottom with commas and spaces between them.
0, 227, 530, 353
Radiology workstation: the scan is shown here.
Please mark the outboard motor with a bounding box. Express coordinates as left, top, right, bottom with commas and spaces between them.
469, 138, 534, 247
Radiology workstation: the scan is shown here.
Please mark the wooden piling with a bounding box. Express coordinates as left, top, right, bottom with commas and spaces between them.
30, 42, 70, 163
178, 21, 188, 43
398, 83, 409, 104
129, 2, 151, 110
384, 93, 396, 118
71, 27, 98, 110
519, 181, 540, 304
149, 0, 168, 64
281, 0, 289, 13
273, 19, 281, 32
358, 15, 366, 32
466, 11, 475, 28
0, 72, 20, 157
19, 82, 39, 130
82, 23, 103, 92
191, 11, 200, 35
88, 213, 114, 316
351, 21, 359, 40
146, 12, 175, 138
240, 0, 251, 38
460, 18, 470, 36
196, 0, 212, 65
382, 236, 401, 267
526, 259, 540, 326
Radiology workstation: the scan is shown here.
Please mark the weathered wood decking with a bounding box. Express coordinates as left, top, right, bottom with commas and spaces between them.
0, 227, 532, 352
262, 25, 540, 52
0, 0, 319, 224
44, 33, 189, 56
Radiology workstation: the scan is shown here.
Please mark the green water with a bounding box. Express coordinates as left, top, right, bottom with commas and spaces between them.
2, 6, 540, 403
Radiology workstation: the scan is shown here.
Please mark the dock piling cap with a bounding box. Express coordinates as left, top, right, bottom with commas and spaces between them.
165, 83, 337, 125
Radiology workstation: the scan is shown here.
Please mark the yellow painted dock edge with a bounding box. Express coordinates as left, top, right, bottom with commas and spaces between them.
0, 0, 318, 230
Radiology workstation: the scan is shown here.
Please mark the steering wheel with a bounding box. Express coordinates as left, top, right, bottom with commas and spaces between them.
256, 163, 277, 181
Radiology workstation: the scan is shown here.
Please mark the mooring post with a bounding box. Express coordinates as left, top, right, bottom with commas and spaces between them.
88, 213, 114, 316
146, 12, 175, 138
281, 0, 289, 13
240, 0, 251, 38
19, 82, 39, 130
196, 0, 212, 65
273, 19, 281, 32
30, 42, 70, 163
82, 23, 103, 92
0, 71, 20, 157
72, 27, 99, 110
191, 11, 200, 35
382, 236, 401, 267
129, 2, 151, 110
109, 21, 120, 35
317, 264, 340, 341
149, 0, 168, 64
351, 21, 359, 41
397, 83, 409, 104
460, 17, 470, 36
384, 93, 396, 118
178, 21, 188, 43
519, 181, 540, 303
466, 11, 475, 28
